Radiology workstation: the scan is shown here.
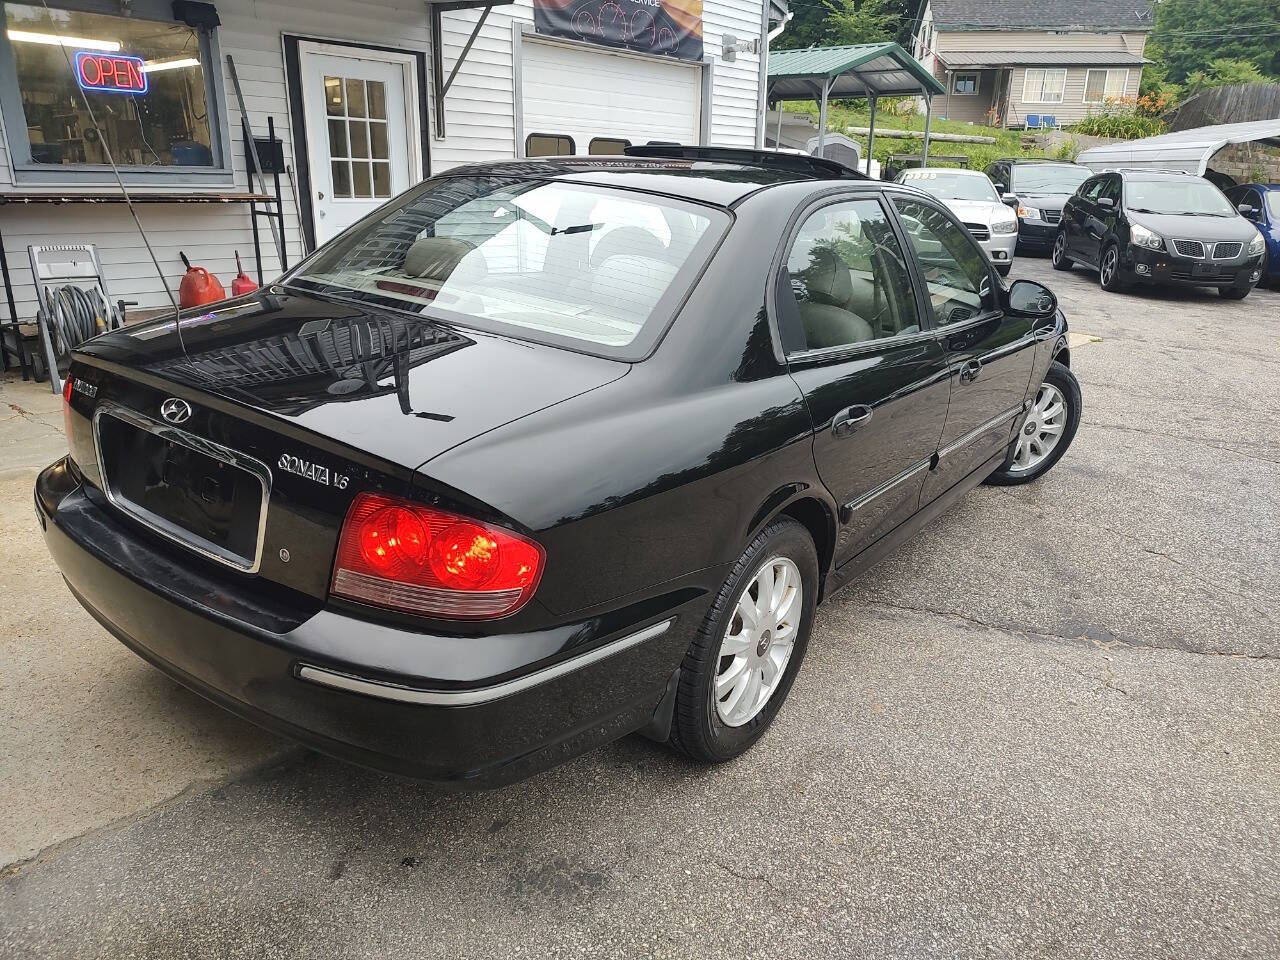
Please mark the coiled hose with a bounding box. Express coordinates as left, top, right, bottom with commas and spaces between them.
38, 284, 123, 362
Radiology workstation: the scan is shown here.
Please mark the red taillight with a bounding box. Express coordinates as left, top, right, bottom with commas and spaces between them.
62, 376, 75, 440
331, 493, 544, 619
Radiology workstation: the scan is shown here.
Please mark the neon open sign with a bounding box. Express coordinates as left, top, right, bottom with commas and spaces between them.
74, 50, 149, 94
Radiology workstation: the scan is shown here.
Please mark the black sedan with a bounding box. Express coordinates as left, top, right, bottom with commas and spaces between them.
37, 148, 1081, 787
1052, 169, 1266, 298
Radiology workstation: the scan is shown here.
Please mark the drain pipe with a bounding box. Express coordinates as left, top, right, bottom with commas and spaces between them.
755, 8, 793, 148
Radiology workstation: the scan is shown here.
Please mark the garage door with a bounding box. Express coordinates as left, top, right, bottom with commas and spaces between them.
521, 39, 701, 155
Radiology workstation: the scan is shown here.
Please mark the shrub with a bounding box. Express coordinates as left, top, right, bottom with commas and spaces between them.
1074, 99, 1165, 139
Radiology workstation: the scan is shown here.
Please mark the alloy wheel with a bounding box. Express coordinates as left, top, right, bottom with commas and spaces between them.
1010, 383, 1067, 473
714, 556, 802, 727
1053, 234, 1066, 264
1101, 247, 1117, 286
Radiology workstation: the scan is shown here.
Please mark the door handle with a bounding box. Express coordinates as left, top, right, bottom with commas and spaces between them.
1033, 326, 1058, 342
959, 358, 982, 383
832, 404, 873, 438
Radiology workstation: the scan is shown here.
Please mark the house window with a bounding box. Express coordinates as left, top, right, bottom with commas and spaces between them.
526, 133, 575, 157
953, 72, 979, 95
1083, 68, 1129, 103
588, 137, 630, 155
0, 1, 232, 184
1022, 68, 1067, 104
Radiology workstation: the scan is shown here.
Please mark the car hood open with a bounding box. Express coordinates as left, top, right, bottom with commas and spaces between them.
77, 287, 629, 470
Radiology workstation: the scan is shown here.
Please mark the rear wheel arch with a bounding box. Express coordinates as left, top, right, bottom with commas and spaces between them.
742, 489, 836, 598
777, 497, 836, 601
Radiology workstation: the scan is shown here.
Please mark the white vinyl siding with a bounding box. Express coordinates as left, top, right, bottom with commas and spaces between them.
1083, 68, 1129, 103
0, 0, 765, 322
1022, 68, 1067, 104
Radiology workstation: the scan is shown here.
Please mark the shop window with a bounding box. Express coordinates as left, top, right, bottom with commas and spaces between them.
589, 137, 630, 155
0, 1, 232, 184
526, 133, 575, 157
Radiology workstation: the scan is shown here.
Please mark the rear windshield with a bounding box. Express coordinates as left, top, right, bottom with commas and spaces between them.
1011, 165, 1090, 195
287, 176, 726, 359
899, 170, 1000, 203
1126, 179, 1236, 217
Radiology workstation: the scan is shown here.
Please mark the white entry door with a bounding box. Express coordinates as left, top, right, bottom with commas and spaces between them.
299, 43, 420, 245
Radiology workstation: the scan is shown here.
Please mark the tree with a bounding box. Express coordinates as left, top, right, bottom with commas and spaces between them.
822, 0, 895, 46
1184, 58, 1268, 92
1150, 0, 1280, 84
775, 0, 921, 50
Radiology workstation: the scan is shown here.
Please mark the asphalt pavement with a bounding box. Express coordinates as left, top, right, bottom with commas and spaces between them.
2, 257, 1277, 959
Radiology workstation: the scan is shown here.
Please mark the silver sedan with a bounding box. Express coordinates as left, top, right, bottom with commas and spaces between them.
896, 168, 1020, 275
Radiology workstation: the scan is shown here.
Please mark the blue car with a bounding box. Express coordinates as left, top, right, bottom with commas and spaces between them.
1225, 183, 1280, 285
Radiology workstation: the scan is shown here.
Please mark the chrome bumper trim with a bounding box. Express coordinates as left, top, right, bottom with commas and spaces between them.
297, 618, 675, 707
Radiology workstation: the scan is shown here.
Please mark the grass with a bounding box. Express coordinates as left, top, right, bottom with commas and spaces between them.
781, 98, 1046, 173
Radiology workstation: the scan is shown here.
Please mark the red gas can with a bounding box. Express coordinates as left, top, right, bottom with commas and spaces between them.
231, 251, 258, 297
178, 251, 226, 308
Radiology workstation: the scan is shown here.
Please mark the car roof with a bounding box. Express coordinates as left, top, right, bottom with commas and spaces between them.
430, 156, 841, 207
1116, 170, 1205, 181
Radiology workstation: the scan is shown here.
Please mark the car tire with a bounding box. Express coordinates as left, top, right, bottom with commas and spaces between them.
1099, 243, 1126, 292
1051, 232, 1074, 270
985, 361, 1082, 486
1219, 285, 1250, 300
667, 517, 818, 763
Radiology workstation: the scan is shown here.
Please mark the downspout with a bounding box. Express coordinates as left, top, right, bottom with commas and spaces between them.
755, 8, 792, 147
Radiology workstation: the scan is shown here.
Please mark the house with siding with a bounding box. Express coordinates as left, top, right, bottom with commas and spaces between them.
912, 0, 1153, 128
0, 0, 784, 331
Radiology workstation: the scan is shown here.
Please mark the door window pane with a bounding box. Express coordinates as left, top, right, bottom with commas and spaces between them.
5, 3, 216, 167
781, 200, 922, 350
345, 78, 366, 117
372, 161, 390, 198
892, 198, 990, 326
331, 160, 351, 197
370, 123, 389, 160
352, 160, 372, 197
327, 119, 347, 157
325, 77, 344, 115
526, 133, 575, 157
349, 121, 369, 159
367, 81, 386, 119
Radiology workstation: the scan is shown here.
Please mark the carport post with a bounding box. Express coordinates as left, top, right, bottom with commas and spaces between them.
817, 77, 831, 154
922, 94, 933, 166
866, 94, 878, 176
776, 101, 784, 147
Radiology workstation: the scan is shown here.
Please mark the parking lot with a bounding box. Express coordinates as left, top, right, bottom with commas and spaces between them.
2, 257, 1277, 959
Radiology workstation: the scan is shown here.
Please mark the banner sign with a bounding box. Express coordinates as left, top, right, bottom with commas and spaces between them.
74, 51, 149, 95
533, 0, 704, 61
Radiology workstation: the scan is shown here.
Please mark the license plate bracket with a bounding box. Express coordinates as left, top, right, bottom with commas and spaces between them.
1191, 261, 1217, 277
95, 407, 270, 571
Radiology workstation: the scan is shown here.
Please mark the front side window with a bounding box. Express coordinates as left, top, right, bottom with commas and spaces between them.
1083, 68, 1128, 103
1022, 68, 1066, 104
1266, 191, 1280, 221
3, 3, 217, 168
290, 176, 725, 359
891, 197, 990, 327
953, 72, 979, 95
781, 199, 922, 350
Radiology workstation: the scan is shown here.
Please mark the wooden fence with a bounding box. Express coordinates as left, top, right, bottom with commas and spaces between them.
1165, 83, 1280, 131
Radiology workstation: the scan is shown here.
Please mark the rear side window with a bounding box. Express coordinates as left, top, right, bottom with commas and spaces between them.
589, 137, 631, 155
289, 177, 726, 359
781, 199, 921, 350
891, 197, 989, 326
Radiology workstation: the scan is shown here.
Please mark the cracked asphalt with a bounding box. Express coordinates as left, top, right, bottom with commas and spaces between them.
2, 258, 1278, 959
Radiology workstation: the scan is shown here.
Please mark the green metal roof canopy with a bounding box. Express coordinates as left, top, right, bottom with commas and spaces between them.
766, 43, 946, 174
768, 43, 945, 100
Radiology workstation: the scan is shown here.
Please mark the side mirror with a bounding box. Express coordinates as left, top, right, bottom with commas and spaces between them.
1238, 203, 1259, 218
1097, 196, 1115, 210
1001, 193, 1018, 208
1006, 279, 1057, 318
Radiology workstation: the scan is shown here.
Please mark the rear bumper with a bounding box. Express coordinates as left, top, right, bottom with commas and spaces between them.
1123, 245, 1264, 289
36, 458, 706, 787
